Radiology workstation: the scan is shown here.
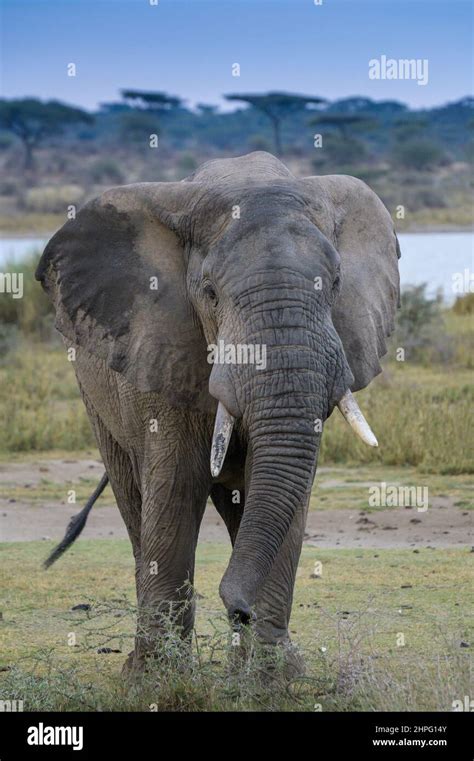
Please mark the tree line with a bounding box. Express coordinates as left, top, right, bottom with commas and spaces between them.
0, 90, 472, 170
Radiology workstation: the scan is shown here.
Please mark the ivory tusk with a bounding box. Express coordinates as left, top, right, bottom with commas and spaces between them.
210, 402, 235, 477
337, 389, 378, 448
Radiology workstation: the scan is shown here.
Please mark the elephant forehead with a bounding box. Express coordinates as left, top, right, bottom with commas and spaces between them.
187, 182, 312, 247
187, 151, 295, 185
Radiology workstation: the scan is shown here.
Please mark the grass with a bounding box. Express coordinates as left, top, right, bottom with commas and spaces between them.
0, 251, 472, 471
0, 213, 63, 235
0, 539, 471, 711
392, 204, 474, 232
0, 344, 95, 452
2, 341, 472, 474
311, 465, 473, 512
2, 475, 115, 505
321, 363, 474, 474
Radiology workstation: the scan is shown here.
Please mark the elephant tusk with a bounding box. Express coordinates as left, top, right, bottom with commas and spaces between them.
210, 402, 235, 477
337, 389, 378, 448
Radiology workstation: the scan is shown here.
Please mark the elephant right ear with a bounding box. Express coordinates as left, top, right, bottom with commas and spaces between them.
36, 183, 211, 407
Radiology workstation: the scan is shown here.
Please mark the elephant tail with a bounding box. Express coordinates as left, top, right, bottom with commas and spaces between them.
44, 473, 109, 569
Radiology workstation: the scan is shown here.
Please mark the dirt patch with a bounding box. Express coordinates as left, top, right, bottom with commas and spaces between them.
0, 458, 472, 548
0, 458, 103, 486
1, 499, 472, 549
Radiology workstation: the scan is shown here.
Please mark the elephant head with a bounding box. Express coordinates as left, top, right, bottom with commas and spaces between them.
36, 152, 400, 622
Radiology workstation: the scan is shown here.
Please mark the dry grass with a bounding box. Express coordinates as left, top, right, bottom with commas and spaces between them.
0, 540, 471, 712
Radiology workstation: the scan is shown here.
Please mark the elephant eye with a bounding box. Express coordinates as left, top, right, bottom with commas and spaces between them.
333, 270, 341, 292
203, 281, 219, 306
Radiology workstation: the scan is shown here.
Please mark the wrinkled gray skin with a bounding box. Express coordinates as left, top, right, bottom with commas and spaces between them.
36, 152, 400, 675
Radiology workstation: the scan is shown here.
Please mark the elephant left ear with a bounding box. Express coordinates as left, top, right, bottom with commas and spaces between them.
300, 174, 401, 391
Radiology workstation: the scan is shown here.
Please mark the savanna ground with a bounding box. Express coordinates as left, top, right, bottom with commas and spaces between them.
0, 258, 473, 711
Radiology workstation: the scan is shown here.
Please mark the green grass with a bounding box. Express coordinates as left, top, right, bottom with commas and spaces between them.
392, 204, 473, 231
0, 213, 63, 235
0, 540, 471, 711
3, 476, 115, 505
0, 292, 472, 474
311, 465, 473, 512
3, 470, 115, 507
321, 363, 474, 474
1, 341, 473, 474
0, 345, 95, 452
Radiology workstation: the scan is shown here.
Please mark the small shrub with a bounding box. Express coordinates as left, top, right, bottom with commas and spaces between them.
0, 253, 54, 339
391, 139, 446, 171
0, 323, 19, 358
119, 112, 160, 145
176, 153, 197, 176
88, 158, 123, 184
452, 292, 474, 315
0, 178, 21, 196
315, 135, 367, 167
248, 134, 272, 152
393, 284, 446, 364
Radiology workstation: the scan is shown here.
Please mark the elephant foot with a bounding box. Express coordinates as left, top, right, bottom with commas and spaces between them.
227, 627, 306, 685
121, 635, 194, 682
254, 639, 306, 684
121, 649, 145, 681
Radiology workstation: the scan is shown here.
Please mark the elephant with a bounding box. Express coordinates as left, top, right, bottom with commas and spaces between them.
36, 151, 400, 675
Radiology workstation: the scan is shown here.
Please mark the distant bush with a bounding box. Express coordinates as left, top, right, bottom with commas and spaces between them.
412, 187, 447, 210
321, 373, 473, 473
88, 158, 124, 184
0, 323, 19, 358
452, 292, 474, 314
317, 135, 367, 166
0, 178, 21, 196
464, 141, 474, 163
176, 153, 197, 176
347, 167, 388, 184
393, 284, 448, 363
119, 111, 160, 145
0, 131, 15, 151
248, 134, 272, 152
391, 139, 446, 171
24, 185, 84, 213
0, 253, 54, 339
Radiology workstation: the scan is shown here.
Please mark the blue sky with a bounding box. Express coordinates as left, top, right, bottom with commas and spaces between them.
1, 0, 472, 111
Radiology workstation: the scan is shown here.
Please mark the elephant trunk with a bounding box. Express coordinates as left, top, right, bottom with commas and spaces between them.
218, 368, 324, 623
211, 277, 370, 623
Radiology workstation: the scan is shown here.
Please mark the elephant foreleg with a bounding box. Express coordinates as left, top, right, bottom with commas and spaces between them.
210, 479, 307, 678
253, 500, 308, 678
136, 409, 211, 664
81, 397, 142, 591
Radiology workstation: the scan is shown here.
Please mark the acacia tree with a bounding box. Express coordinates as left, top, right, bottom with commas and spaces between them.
225, 91, 326, 155
310, 113, 378, 166
121, 90, 182, 111
0, 98, 93, 169
120, 90, 183, 148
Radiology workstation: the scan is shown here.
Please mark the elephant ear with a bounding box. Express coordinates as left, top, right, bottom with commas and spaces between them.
300, 175, 400, 391
36, 183, 211, 407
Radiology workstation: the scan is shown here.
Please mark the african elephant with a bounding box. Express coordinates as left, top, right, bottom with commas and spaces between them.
36, 151, 400, 674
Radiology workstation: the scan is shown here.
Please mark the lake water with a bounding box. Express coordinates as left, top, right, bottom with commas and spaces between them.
1, 232, 472, 303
